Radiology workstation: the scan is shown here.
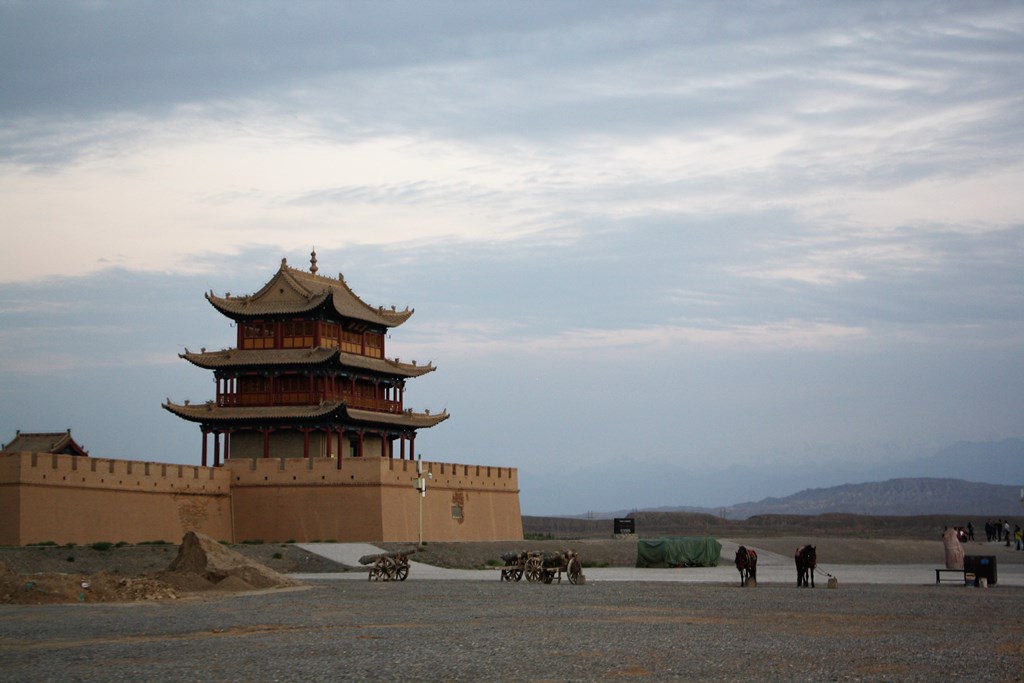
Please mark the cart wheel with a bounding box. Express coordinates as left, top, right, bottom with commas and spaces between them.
381, 556, 396, 581
395, 562, 409, 581
525, 556, 544, 583
567, 557, 582, 585
511, 567, 524, 582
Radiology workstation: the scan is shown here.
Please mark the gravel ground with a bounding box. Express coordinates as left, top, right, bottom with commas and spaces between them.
1, 580, 1021, 681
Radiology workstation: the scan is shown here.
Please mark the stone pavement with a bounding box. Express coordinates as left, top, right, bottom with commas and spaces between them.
295, 542, 1024, 586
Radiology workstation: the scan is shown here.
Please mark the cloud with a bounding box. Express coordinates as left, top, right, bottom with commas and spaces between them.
1, 3, 1022, 513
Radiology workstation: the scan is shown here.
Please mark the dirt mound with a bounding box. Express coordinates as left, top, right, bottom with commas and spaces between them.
159, 531, 297, 593
0, 532, 298, 604
0, 561, 178, 604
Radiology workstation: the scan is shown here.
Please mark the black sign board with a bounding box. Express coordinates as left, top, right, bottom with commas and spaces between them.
613, 518, 635, 535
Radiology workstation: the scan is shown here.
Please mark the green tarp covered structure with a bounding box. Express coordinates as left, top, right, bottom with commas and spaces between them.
635, 537, 722, 568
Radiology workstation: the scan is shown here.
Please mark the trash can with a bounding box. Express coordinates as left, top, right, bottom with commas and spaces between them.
964, 555, 997, 586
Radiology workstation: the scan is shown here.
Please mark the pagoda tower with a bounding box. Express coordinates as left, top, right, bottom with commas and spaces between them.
163, 252, 448, 467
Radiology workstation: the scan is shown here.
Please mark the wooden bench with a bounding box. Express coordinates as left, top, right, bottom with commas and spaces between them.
935, 568, 972, 585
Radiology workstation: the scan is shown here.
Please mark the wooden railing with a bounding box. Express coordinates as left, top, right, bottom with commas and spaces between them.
219, 392, 402, 413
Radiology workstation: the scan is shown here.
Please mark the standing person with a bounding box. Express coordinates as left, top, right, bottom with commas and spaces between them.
1004, 520, 1011, 548
1015, 525, 1021, 551
967, 522, 975, 542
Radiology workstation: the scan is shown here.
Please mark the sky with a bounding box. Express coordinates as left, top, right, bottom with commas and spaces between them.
1, 2, 1022, 515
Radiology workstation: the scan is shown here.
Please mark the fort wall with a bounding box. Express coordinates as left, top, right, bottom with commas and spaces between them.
228, 457, 523, 542
0, 453, 232, 546
0, 452, 523, 545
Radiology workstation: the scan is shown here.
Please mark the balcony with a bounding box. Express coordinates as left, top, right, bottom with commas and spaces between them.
218, 391, 402, 414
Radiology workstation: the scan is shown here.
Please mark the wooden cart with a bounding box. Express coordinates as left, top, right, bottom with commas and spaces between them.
360, 550, 414, 581
499, 549, 584, 584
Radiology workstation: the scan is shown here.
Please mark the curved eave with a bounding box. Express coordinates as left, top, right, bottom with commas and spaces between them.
339, 351, 436, 378
163, 401, 449, 429
182, 348, 339, 369
204, 261, 414, 328
163, 401, 345, 424
205, 291, 331, 319
178, 347, 433, 378
347, 408, 449, 429
283, 265, 414, 328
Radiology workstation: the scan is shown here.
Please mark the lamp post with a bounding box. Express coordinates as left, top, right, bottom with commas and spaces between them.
415, 455, 428, 546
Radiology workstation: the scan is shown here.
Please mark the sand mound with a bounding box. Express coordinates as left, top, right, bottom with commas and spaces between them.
0, 561, 178, 604
160, 531, 296, 592
0, 532, 298, 604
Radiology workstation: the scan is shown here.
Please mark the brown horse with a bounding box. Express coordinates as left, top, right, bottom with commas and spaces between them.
795, 545, 817, 587
735, 546, 757, 587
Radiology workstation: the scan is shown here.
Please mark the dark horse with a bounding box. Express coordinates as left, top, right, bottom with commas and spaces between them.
735, 546, 757, 587
795, 545, 817, 587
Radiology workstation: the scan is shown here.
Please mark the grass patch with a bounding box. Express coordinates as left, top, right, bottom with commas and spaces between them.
90, 542, 114, 551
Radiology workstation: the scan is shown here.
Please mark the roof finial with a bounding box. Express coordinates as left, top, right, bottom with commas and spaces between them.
310, 248, 318, 275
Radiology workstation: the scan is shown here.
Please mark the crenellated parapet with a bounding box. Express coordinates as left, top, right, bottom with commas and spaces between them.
225, 455, 517, 493
1, 452, 229, 495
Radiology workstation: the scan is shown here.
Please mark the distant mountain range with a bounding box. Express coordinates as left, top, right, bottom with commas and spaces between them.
592, 477, 1023, 519
714, 478, 1022, 518
583, 439, 1024, 519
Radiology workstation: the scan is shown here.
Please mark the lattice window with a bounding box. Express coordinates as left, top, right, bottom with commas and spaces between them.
365, 332, 383, 358
241, 322, 275, 349
282, 320, 315, 348
321, 322, 339, 349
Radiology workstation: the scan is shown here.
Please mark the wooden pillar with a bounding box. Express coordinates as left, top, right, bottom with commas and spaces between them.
302, 428, 310, 459
336, 429, 343, 470
325, 427, 333, 459
262, 429, 270, 459
213, 431, 221, 467
201, 428, 208, 467
409, 433, 415, 461
224, 430, 231, 462
358, 431, 365, 458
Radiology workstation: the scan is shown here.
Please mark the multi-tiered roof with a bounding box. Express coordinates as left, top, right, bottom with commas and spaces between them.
163, 254, 447, 462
